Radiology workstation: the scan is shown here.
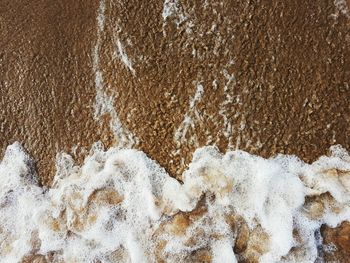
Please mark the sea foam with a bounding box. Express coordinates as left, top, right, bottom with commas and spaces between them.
0, 142, 349, 262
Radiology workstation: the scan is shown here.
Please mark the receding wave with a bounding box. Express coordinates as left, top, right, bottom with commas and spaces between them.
0, 142, 349, 262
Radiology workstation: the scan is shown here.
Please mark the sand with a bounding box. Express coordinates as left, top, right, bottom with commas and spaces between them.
0, 0, 114, 185
0, 0, 349, 260
1, 0, 349, 184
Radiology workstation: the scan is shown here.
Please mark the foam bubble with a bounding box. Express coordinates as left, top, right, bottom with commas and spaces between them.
0, 142, 349, 262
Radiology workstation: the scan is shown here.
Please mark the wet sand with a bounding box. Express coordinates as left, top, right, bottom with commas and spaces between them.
99, 0, 350, 180
0, 0, 114, 185
0, 0, 349, 260
1, 0, 349, 184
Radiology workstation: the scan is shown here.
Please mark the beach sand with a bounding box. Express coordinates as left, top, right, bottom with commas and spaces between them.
0, 0, 349, 261
1, 0, 349, 184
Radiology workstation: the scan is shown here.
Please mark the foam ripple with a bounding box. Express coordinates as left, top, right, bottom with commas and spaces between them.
0, 142, 349, 262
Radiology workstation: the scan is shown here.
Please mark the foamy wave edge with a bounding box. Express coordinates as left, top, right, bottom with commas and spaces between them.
1, 142, 350, 263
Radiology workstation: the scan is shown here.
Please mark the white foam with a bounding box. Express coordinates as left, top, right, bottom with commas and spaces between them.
162, 0, 187, 25
174, 83, 204, 146
0, 142, 350, 262
218, 69, 236, 149
212, 240, 237, 263
333, 0, 350, 18
114, 38, 135, 75
92, 0, 137, 148
172, 83, 204, 168
92, 0, 105, 88
162, 0, 194, 36
111, 22, 136, 76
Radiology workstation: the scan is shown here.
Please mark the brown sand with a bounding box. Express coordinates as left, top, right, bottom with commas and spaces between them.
0, 0, 114, 185
0, 0, 349, 260
99, 0, 350, 179
1, 0, 349, 183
